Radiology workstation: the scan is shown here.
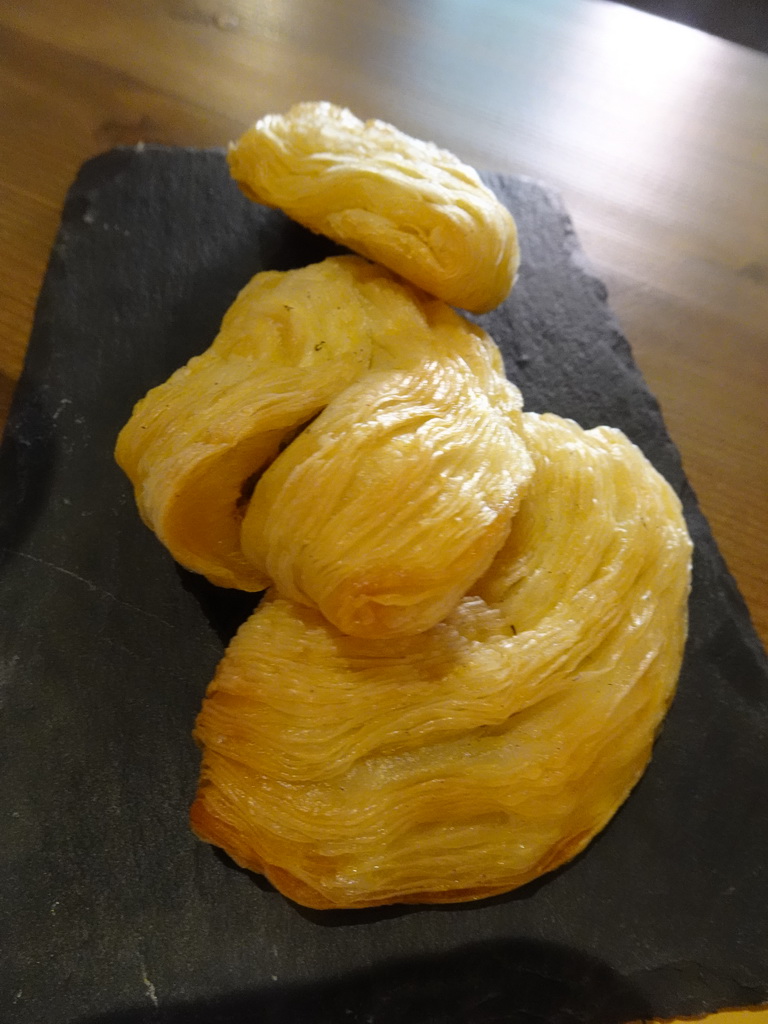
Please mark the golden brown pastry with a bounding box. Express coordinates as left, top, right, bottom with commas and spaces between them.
228, 101, 519, 313
190, 413, 693, 910
115, 257, 379, 590
115, 255, 532, 634
240, 278, 533, 637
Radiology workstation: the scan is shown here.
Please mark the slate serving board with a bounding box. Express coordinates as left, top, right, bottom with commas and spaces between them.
2, 147, 768, 1024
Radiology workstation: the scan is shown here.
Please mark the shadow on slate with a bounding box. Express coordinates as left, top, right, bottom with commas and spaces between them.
1, 146, 767, 1024
71, 938, 652, 1024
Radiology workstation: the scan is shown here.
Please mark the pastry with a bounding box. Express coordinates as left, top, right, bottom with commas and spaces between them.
116, 255, 532, 635
190, 413, 692, 909
228, 101, 519, 313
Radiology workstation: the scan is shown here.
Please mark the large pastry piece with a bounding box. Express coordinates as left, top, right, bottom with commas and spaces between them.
228, 101, 520, 313
190, 413, 692, 909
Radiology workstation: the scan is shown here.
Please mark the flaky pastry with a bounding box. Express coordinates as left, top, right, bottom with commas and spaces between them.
116, 120, 693, 911
228, 101, 519, 313
116, 255, 532, 634
116, 257, 376, 589
190, 413, 692, 909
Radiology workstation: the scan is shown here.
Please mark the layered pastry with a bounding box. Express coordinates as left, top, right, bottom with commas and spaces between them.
116, 255, 532, 636
228, 101, 519, 313
116, 106, 692, 910
190, 413, 692, 909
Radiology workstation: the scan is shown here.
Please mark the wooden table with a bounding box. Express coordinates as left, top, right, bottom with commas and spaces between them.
2, 1, 767, 1019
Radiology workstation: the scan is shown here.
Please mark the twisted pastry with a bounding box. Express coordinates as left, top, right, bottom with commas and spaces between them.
116, 110, 692, 909
228, 102, 520, 313
116, 255, 532, 635
115, 257, 376, 590
190, 413, 692, 909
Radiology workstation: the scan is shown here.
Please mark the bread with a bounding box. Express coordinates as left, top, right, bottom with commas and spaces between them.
228, 101, 519, 313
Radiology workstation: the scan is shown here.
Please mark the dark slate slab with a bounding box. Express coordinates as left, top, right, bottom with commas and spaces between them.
1, 147, 767, 1024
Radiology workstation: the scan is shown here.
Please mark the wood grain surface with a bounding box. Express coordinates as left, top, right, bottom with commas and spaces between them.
1, 1, 767, 1016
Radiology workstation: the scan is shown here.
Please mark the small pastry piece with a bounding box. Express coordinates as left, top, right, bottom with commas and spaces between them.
190, 413, 693, 910
115, 255, 531, 626
228, 101, 520, 313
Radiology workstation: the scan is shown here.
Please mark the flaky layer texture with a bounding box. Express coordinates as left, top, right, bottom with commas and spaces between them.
228, 101, 520, 313
190, 413, 693, 909
115, 255, 532, 634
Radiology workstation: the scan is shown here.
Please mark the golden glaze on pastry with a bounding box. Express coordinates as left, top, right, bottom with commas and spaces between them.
228, 101, 519, 313
190, 413, 692, 909
116, 255, 532, 633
